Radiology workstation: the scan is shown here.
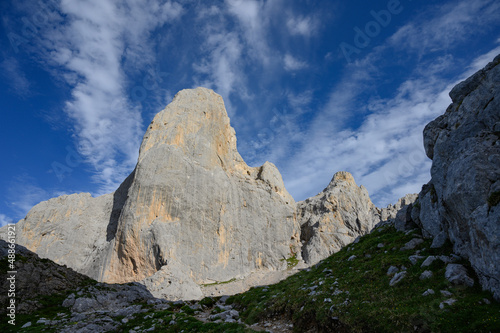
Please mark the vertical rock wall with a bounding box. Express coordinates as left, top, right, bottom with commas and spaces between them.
417, 54, 500, 299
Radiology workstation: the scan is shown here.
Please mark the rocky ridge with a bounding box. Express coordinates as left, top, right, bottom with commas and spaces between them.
297, 171, 381, 265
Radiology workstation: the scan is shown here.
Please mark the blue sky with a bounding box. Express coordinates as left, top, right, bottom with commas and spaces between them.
1, 0, 500, 226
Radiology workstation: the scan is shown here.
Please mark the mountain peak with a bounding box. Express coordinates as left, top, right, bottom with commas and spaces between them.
138, 87, 243, 172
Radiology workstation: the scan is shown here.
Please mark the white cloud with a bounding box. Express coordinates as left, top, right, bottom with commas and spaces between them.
196, 4, 221, 18
1, 57, 31, 96
0, 214, 14, 228
193, 27, 243, 114
286, 15, 317, 37
6, 176, 51, 220
225, 0, 272, 65
284, 54, 308, 71
24, 0, 183, 194
287, 90, 313, 111
226, 0, 260, 29
285, 71, 454, 206
463, 44, 500, 76
389, 0, 500, 55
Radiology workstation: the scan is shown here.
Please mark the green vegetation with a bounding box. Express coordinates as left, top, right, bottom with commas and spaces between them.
118, 308, 256, 332
227, 226, 500, 332
199, 297, 217, 308
2, 291, 72, 333
280, 253, 299, 269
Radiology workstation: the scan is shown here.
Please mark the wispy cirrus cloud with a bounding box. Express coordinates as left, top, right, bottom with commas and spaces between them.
389, 0, 500, 55
0, 214, 14, 228
286, 15, 318, 37
284, 54, 308, 71
4, 175, 50, 221
282, 0, 500, 207
192, 5, 244, 113
11, 0, 183, 194
1, 56, 31, 96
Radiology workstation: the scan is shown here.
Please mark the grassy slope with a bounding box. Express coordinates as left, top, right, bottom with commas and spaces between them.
3, 225, 499, 332
227, 225, 500, 332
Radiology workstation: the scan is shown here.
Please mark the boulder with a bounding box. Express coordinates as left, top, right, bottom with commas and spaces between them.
445, 264, 474, 287
392, 194, 418, 231
389, 271, 407, 286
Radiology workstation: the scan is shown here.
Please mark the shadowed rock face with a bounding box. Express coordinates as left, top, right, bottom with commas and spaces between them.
417, 54, 500, 300
0, 240, 93, 314
2, 88, 301, 299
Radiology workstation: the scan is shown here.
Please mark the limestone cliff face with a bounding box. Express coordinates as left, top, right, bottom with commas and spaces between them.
105, 88, 299, 285
11, 192, 115, 277
297, 171, 380, 264
415, 54, 500, 300
3, 88, 300, 299
1, 87, 438, 300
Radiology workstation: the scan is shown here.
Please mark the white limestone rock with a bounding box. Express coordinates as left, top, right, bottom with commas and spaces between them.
0, 88, 301, 300
297, 171, 380, 265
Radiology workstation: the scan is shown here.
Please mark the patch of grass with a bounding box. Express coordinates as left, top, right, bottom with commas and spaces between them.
0, 291, 73, 333
117, 306, 257, 333
181, 304, 196, 315
199, 297, 216, 308
280, 253, 299, 269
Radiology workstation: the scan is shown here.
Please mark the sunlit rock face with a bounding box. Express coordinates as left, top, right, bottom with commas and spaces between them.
5, 87, 301, 299
105, 87, 300, 286
297, 171, 381, 265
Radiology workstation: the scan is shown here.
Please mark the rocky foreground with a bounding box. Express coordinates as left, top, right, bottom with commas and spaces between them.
1, 223, 499, 332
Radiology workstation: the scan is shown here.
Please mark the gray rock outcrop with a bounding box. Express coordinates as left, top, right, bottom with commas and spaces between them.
297, 171, 380, 264
139, 261, 204, 300
445, 264, 474, 287
380, 194, 418, 226
416, 54, 500, 299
